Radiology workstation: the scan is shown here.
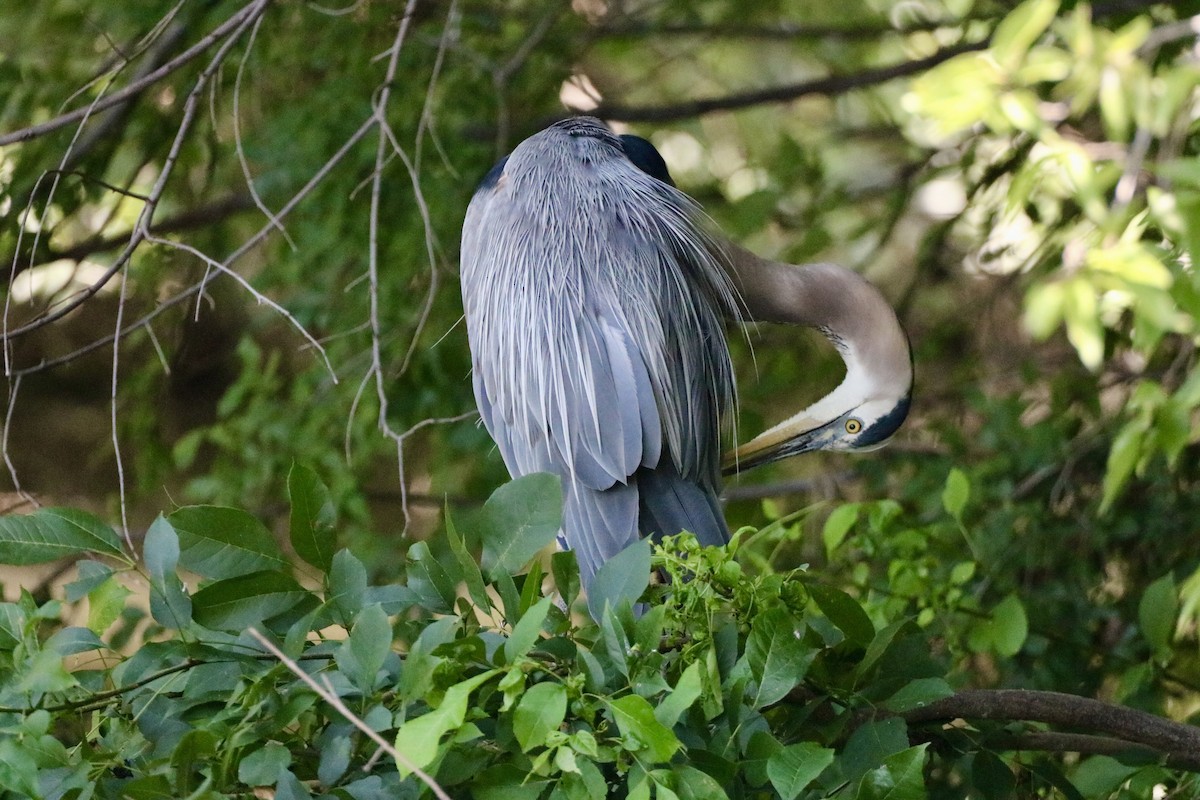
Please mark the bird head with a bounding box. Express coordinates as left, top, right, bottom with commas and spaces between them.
722, 262, 913, 473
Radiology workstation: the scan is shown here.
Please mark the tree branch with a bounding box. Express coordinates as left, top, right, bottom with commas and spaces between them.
587, 40, 986, 123
904, 689, 1200, 768
7, 193, 255, 272
0, 0, 272, 147
972, 731, 1200, 771
592, 17, 980, 41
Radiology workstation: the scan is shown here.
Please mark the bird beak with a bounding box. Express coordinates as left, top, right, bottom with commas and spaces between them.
721, 415, 834, 475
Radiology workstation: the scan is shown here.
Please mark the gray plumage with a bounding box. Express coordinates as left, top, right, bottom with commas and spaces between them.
460, 117, 737, 588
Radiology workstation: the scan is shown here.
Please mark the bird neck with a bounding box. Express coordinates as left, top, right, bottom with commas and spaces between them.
719, 242, 912, 399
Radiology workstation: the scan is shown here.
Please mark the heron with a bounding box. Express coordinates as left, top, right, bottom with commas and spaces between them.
460, 116, 912, 591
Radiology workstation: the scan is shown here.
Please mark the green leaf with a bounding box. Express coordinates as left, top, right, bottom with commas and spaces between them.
882, 678, 954, 713
326, 548, 368, 624
856, 744, 928, 800
941, 469, 969, 523
807, 583, 874, 646
588, 538, 651, 621
823, 504, 859, 558
287, 464, 336, 573
969, 594, 1028, 656
606, 694, 681, 763
654, 661, 703, 727
406, 540, 462, 614
65, 559, 113, 601
744, 606, 813, 708
991, 0, 1060, 71
1139, 573, 1177, 653
991, 594, 1028, 657
446, 504, 490, 611
550, 550, 581, 609
767, 742, 835, 800
394, 669, 501, 779
969, 751, 1016, 800
1024, 281, 1065, 339
191, 570, 317, 632
0, 508, 125, 565
673, 764, 729, 800
144, 515, 192, 629
1101, 420, 1146, 514
479, 473, 563, 580
238, 741, 292, 786
336, 604, 391, 692
504, 594, 553, 663
169, 506, 288, 579
842, 718, 910, 783
86, 574, 131, 635
1069, 755, 1141, 798
513, 681, 567, 752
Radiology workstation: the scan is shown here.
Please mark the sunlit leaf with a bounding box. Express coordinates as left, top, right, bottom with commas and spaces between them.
513, 681, 567, 752
992, 0, 1060, 71
606, 694, 681, 763
941, 469, 969, 523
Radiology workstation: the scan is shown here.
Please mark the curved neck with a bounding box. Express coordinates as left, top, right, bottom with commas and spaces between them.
720, 241, 912, 396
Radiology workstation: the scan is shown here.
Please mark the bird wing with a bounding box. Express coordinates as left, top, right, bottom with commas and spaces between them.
461, 152, 736, 583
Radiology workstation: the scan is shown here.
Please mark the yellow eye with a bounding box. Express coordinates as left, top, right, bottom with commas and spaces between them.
845, 418, 863, 434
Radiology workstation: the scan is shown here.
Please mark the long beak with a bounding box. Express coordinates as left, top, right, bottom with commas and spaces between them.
721, 416, 834, 475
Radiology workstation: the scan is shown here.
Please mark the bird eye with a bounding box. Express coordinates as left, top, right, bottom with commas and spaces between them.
845, 418, 863, 434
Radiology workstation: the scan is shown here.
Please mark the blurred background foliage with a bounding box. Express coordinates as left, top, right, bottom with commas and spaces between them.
2, 0, 1200, 791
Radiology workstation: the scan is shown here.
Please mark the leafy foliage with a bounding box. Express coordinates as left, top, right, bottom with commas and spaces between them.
3, 0, 1200, 798
0, 469, 1197, 798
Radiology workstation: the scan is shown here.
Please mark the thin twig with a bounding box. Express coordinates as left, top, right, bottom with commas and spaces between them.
0, 375, 36, 509
231, 9, 295, 249
364, 0, 423, 531
592, 16, 983, 41
106, 0, 272, 545
145, 234, 337, 381
247, 628, 453, 800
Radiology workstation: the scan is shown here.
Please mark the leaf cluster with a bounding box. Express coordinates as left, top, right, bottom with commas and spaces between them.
1, 467, 1197, 799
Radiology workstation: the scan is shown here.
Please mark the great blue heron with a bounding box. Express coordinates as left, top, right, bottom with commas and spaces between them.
461, 117, 912, 589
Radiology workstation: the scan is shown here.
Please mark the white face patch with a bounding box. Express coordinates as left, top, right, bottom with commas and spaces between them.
744, 344, 874, 446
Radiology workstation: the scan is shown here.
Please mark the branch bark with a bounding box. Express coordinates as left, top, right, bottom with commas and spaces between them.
903, 689, 1200, 770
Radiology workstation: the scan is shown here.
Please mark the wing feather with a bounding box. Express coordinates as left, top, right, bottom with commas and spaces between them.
461, 123, 737, 588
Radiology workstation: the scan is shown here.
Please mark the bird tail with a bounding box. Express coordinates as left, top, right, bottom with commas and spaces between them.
560, 464, 727, 596
636, 462, 728, 548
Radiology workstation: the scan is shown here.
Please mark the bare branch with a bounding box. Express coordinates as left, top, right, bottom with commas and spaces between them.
0, 0, 274, 147
248, 628, 454, 800
363, 0, 424, 532
588, 40, 986, 123
36, 194, 256, 266
592, 17, 980, 41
